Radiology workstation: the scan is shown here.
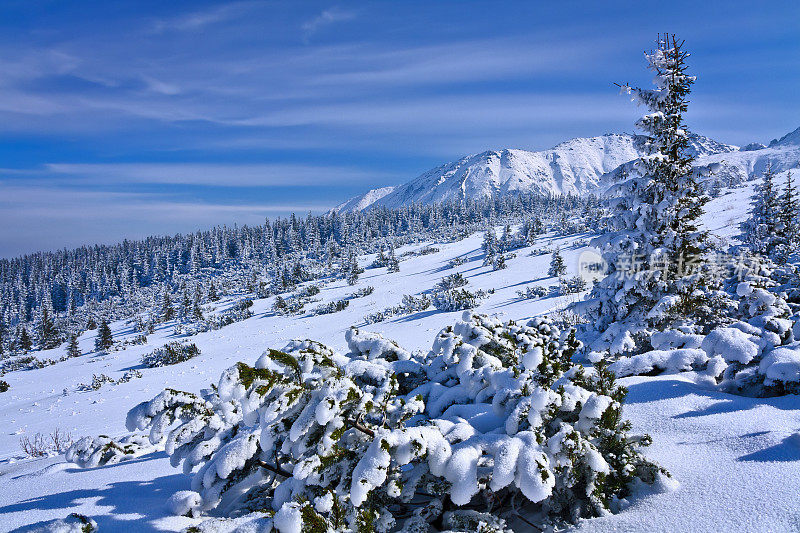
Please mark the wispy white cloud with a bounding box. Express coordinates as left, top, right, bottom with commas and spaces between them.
42, 162, 395, 187
149, 2, 259, 33
302, 7, 356, 41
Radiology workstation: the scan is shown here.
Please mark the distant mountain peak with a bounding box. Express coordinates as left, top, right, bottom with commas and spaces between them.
770, 126, 800, 147
335, 131, 741, 213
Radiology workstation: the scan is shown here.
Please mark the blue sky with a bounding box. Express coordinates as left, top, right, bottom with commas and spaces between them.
1, 0, 799, 257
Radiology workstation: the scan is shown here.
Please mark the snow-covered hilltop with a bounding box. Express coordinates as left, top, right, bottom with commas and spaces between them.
337, 132, 742, 212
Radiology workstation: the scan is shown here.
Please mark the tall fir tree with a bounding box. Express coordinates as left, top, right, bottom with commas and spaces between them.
161, 291, 175, 322
741, 165, 783, 259
67, 334, 81, 358
776, 168, 798, 261
208, 281, 219, 302
18, 326, 32, 352
37, 307, 61, 350
95, 319, 113, 352
192, 286, 204, 321
346, 251, 361, 286
576, 35, 711, 356
548, 248, 567, 277
386, 246, 400, 273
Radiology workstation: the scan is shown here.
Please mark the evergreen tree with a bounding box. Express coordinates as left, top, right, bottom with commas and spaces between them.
37, 307, 61, 350
208, 281, 219, 302
86, 317, 97, 330
576, 35, 711, 356
18, 326, 32, 352
180, 290, 191, 319
346, 251, 361, 286
548, 248, 566, 277
741, 165, 782, 258
95, 320, 113, 352
386, 246, 400, 273
776, 168, 798, 259
161, 291, 175, 322
67, 334, 81, 358
482, 228, 498, 266
192, 286, 204, 321
500, 224, 513, 252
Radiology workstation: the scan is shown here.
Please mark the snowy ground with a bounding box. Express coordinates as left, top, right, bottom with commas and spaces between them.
4, 182, 798, 533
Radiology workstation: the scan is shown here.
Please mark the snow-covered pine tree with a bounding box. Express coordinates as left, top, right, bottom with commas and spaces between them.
386, 246, 400, 273
346, 250, 361, 286
37, 307, 61, 350
161, 291, 175, 322
500, 224, 513, 252
67, 334, 81, 358
775, 168, 798, 262
18, 326, 32, 352
741, 165, 782, 258
192, 286, 204, 321
208, 281, 219, 302
94, 320, 113, 352
180, 290, 191, 319
576, 35, 712, 357
482, 228, 498, 266
549, 248, 566, 277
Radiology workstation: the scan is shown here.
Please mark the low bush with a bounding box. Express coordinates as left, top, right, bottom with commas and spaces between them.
69, 312, 669, 532
142, 342, 201, 368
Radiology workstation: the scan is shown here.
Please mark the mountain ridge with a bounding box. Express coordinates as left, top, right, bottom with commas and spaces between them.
335, 131, 746, 212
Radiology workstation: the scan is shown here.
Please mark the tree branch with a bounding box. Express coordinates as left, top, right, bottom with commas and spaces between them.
258, 460, 292, 478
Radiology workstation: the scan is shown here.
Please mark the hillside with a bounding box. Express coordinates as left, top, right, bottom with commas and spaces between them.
6, 180, 800, 532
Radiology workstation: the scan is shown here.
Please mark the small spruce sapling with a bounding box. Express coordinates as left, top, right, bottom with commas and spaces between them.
549, 248, 567, 277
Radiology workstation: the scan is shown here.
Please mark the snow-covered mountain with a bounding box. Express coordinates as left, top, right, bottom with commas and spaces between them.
332, 186, 395, 213
336, 132, 739, 212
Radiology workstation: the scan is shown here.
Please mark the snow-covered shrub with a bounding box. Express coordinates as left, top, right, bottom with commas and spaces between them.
142, 342, 201, 368
311, 299, 350, 315
301, 285, 321, 297
272, 292, 315, 316
402, 245, 439, 257
516, 285, 549, 300
77, 373, 115, 392
560, 275, 587, 295
362, 294, 431, 324
66, 434, 155, 468
15, 513, 97, 533
348, 286, 375, 299
117, 369, 143, 383
605, 254, 800, 396
401, 293, 431, 313
434, 272, 469, 292
116, 312, 667, 531
492, 254, 508, 270
432, 288, 488, 311
448, 256, 468, 268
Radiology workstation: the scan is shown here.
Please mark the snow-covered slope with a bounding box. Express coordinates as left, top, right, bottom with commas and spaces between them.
770, 125, 800, 147
4, 184, 800, 533
332, 186, 395, 213
337, 132, 738, 212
